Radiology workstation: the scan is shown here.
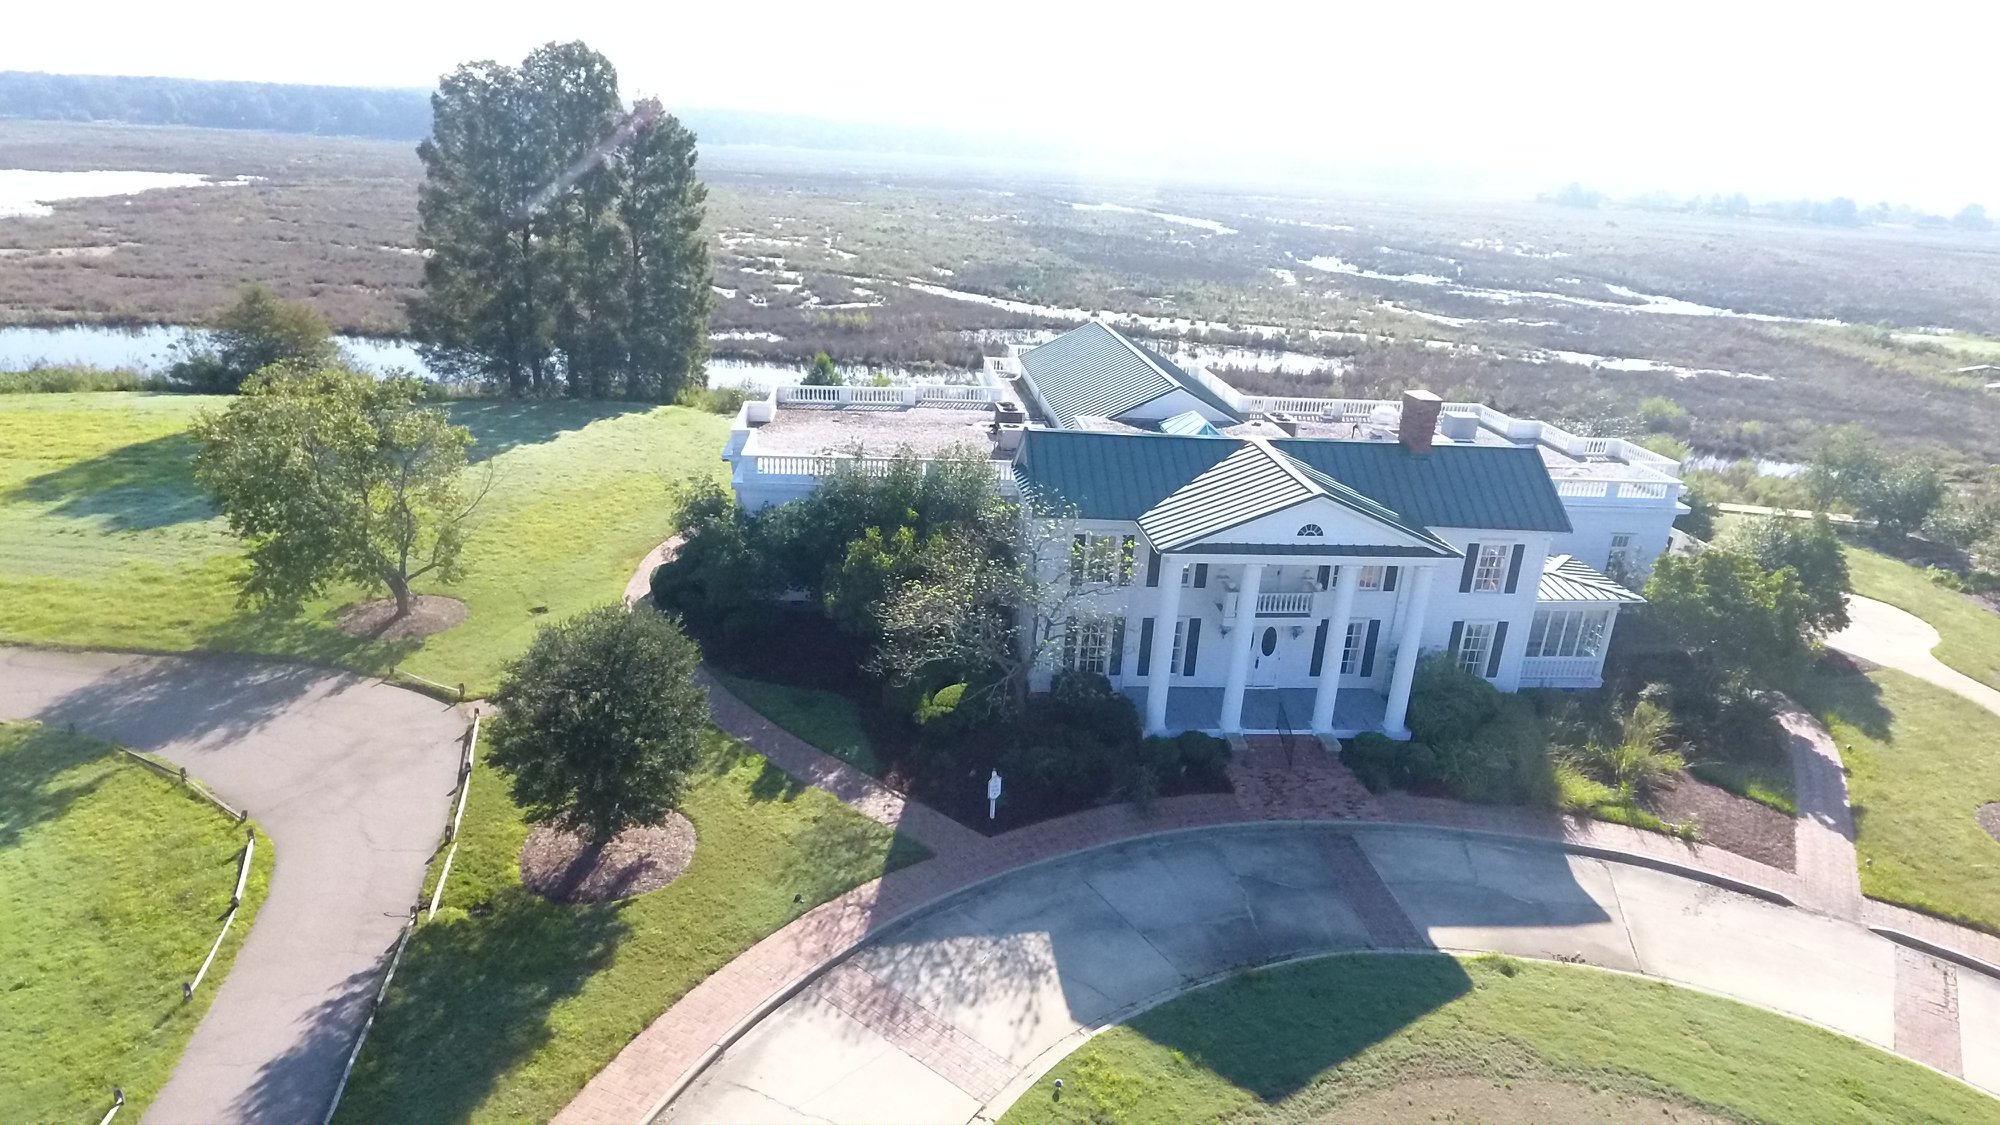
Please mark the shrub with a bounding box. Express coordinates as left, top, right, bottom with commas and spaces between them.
675, 382, 751, 414
1637, 395, 1690, 435
1340, 732, 1403, 793
1431, 696, 1557, 807
1407, 654, 1500, 745
997, 719, 1119, 808
0, 365, 160, 393
914, 681, 982, 748
1140, 731, 1233, 794
1048, 670, 1140, 750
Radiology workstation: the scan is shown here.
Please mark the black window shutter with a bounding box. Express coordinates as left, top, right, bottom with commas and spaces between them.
1137, 617, 1154, 676
1459, 544, 1480, 592
1316, 565, 1331, 590
1487, 621, 1509, 678
1121, 536, 1136, 585
1504, 543, 1526, 594
1145, 550, 1161, 588
1109, 617, 1126, 676
1309, 619, 1329, 676
1383, 566, 1399, 592
1193, 563, 1209, 588
1070, 534, 1086, 586
1183, 618, 1202, 675
1361, 619, 1381, 677
1447, 620, 1465, 661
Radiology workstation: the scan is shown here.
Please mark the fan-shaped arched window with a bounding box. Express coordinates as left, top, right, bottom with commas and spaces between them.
1297, 523, 1324, 537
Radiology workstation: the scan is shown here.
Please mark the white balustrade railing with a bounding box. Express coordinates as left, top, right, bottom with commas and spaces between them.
1254, 591, 1316, 616
773, 384, 1001, 407
1518, 655, 1604, 686
1554, 478, 1678, 501
751, 455, 1015, 482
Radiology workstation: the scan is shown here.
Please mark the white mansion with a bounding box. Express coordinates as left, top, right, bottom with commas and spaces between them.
723, 322, 1681, 740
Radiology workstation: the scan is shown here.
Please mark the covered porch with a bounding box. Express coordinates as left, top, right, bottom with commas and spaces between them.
1122, 686, 1389, 738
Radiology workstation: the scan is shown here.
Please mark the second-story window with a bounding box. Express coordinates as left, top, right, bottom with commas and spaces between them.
1607, 533, 1635, 574
1070, 533, 1135, 586
1472, 543, 1511, 592
1357, 565, 1386, 591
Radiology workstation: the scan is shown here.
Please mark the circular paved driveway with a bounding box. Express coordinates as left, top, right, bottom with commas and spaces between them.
664, 823, 2000, 1124
0, 647, 465, 1125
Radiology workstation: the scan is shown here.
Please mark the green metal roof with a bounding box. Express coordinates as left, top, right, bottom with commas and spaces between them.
1017, 322, 1241, 428
1014, 429, 1573, 535
1539, 555, 1645, 603
1138, 441, 1455, 554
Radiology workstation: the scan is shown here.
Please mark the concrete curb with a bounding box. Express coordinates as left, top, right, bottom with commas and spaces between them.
641, 817, 1799, 1122
1871, 926, 2000, 983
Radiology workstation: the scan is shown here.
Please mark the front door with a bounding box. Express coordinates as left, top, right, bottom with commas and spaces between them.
1249, 625, 1283, 687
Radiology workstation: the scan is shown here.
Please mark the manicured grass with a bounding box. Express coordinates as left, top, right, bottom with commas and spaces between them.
712, 672, 883, 776
1688, 759, 1799, 816
1002, 953, 1996, 1125
1803, 667, 2000, 933
332, 728, 929, 1124
1843, 542, 2000, 690
0, 392, 730, 696
0, 722, 273, 1123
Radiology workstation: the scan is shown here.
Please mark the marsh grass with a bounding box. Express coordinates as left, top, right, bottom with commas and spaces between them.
0, 722, 273, 1122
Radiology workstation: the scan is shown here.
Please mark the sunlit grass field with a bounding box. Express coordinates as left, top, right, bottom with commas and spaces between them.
0, 392, 730, 695
0, 722, 273, 1122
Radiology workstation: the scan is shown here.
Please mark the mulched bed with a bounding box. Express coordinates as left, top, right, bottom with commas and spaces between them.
336, 594, 468, 640
1978, 803, 2000, 845
1648, 772, 1796, 871
519, 814, 696, 904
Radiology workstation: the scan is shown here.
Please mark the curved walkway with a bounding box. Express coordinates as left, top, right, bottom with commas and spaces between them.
1828, 594, 2000, 717
666, 823, 2000, 1123
0, 647, 466, 1125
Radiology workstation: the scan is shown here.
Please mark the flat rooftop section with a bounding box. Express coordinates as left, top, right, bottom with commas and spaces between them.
1224, 416, 1670, 482
745, 403, 1003, 458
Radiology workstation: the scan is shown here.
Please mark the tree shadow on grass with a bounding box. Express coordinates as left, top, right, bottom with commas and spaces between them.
192, 603, 419, 674
327, 891, 629, 1124
446, 399, 660, 463
704, 729, 811, 804
1119, 953, 1475, 1103
5, 432, 217, 530
1796, 658, 1894, 743
0, 724, 115, 849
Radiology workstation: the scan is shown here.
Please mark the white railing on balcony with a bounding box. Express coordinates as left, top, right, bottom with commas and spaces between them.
750, 454, 1016, 482
773, 384, 1001, 407
1553, 478, 1677, 501
1254, 591, 1316, 617
1518, 655, 1605, 687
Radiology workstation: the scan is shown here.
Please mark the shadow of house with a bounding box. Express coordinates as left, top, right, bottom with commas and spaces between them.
7, 432, 218, 530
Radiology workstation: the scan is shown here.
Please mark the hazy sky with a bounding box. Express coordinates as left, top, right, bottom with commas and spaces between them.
6, 0, 1995, 208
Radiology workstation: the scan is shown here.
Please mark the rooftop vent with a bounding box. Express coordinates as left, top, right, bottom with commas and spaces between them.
1439, 412, 1478, 442
1264, 411, 1300, 437
995, 401, 1027, 426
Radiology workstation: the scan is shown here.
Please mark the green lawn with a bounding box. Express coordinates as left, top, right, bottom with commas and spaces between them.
0, 722, 273, 1122
332, 729, 929, 1124
1843, 542, 2000, 691
711, 672, 884, 776
1003, 953, 1996, 1125
0, 392, 729, 696
1803, 666, 2000, 933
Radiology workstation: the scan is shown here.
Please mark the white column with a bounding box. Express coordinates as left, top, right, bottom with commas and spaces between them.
1219, 563, 1265, 733
1310, 564, 1360, 733
1381, 565, 1435, 739
1144, 556, 1185, 735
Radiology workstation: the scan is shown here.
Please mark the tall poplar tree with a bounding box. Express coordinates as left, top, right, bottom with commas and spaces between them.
410, 42, 711, 401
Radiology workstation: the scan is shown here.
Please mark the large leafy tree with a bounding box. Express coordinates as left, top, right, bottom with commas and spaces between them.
169, 284, 337, 392
190, 365, 487, 617
410, 41, 711, 401
1641, 549, 1814, 676
1718, 515, 1851, 638
487, 605, 708, 841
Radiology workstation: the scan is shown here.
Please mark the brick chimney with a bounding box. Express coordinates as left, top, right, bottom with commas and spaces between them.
1398, 390, 1442, 453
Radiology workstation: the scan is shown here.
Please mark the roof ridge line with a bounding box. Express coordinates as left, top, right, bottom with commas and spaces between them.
1095, 320, 1179, 392
1248, 437, 1325, 496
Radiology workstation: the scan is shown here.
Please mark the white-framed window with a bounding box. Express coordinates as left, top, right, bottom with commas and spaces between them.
1170, 618, 1190, 673
1297, 523, 1324, 537
1607, 533, 1635, 574
1458, 621, 1497, 676
1180, 565, 1195, 587
1526, 609, 1608, 659
1472, 543, 1511, 592
1071, 533, 1134, 585
1064, 616, 1116, 674
1340, 620, 1368, 674
1357, 565, 1386, 591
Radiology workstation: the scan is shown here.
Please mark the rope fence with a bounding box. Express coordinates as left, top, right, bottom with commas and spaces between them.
322, 714, 481, 1125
